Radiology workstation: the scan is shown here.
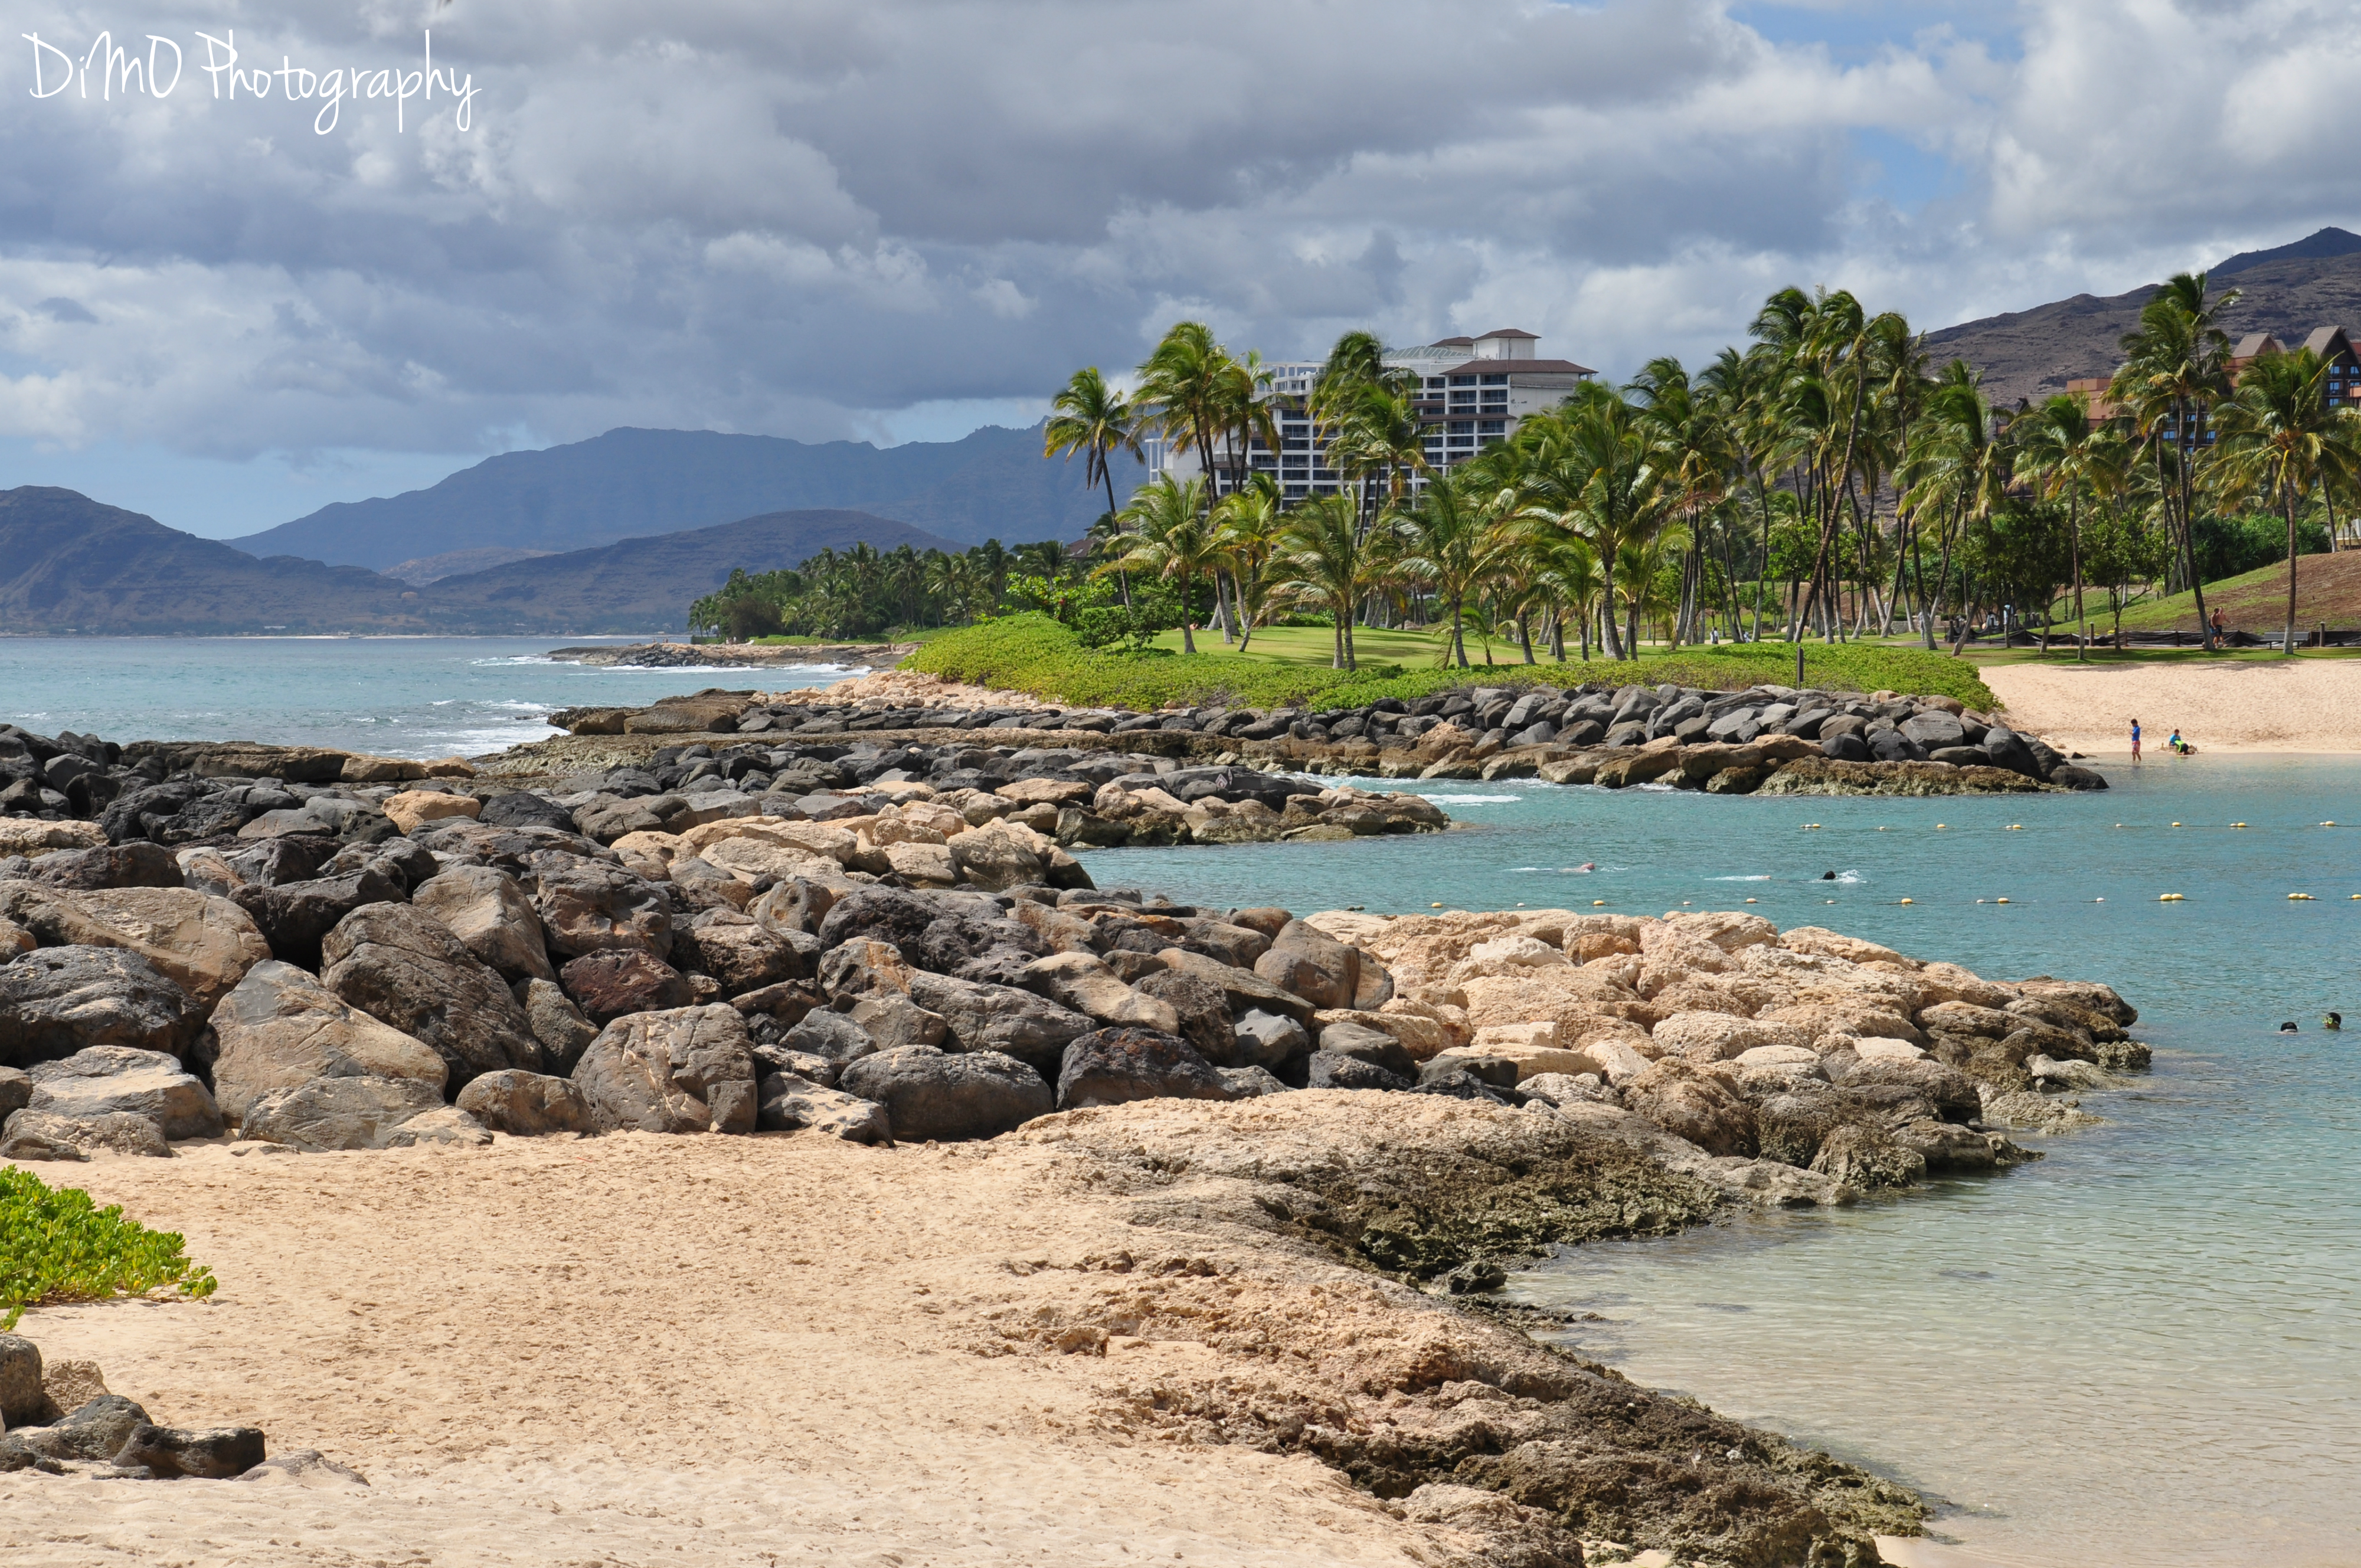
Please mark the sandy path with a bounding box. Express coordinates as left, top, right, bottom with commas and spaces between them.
1, 1131, 1425, 1568
1983, 659, 2361, 754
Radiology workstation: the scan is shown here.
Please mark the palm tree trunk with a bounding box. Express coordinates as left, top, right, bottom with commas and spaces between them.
1518, 613, 1535, 664
1179, 568, 1197, 656
2285, 480, 2301, 656
2069, 494, 2085, 662
1451, 598, 1467, 668
1598, 561, 1625, 659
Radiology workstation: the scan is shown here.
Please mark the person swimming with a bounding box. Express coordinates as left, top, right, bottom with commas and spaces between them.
1820, 870, 1837, 880
2326, 1013, 2343, 1032
2280, 1021, 2301, 1033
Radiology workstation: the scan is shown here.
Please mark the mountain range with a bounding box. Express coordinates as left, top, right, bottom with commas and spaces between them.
1924, 227, 2361, 408
0, 487, 955, 636
231, 423, 1138, 571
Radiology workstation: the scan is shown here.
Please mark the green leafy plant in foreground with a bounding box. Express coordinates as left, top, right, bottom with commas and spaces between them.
904, 613, 1999, 713
1, 1167, 217, 1330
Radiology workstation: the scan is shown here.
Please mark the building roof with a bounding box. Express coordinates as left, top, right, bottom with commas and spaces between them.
2231, 332, 2282, 361
2301, 326, 2354, 359
1427, 356, 1597, 378
1429, 335, 1475, 347
1473, 327, 1539, 340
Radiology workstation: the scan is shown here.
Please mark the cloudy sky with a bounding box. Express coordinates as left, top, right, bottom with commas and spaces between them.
3, 0, 2357, 538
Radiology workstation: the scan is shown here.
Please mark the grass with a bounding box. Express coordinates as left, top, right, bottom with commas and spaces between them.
1, 1167, 217, 1331
2104, 551, 2361, 634
904, 613, 2000, 711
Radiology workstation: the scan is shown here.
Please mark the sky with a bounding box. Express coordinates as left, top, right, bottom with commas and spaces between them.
3, 0, 2359, 539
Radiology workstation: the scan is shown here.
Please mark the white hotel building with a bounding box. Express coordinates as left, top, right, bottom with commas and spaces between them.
1146, 328, 1595, 502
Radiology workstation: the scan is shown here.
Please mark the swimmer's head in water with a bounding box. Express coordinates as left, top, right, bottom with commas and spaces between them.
1821, 870, 1836, 880
2280, 1021, 2301, 1033
2326, 1013, 2343, 1030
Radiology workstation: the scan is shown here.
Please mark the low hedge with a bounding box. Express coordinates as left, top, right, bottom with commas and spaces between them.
1, 1168, 218, 1330
904, 614, 1998, 711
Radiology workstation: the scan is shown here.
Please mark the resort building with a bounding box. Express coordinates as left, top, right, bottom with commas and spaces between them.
1147, 329, 1595, 502
2068, 325, 2361, 442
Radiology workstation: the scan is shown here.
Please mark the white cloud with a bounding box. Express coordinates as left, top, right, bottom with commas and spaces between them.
0, 0, 2357, 500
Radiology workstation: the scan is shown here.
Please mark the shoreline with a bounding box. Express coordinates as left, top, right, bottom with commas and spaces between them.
1983, 660, 2361, 755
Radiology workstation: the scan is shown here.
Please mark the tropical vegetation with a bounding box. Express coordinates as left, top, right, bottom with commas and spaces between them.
2, 1167, 217, 1330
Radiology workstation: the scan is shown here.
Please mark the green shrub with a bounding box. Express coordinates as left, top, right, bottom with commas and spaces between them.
904, 613, 1997, 711
1, 1167, 218, 1330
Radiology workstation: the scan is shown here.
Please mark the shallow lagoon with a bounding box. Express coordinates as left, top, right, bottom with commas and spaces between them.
1093, 757, 2361, 1566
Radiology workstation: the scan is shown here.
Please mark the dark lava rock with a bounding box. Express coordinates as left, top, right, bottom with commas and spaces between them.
1055, 1025, 1235, 1111
836, 1044, 1051, 1140
0, 947, 204, 1069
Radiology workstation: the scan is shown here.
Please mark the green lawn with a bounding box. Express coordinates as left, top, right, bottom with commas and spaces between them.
1144, 623, 1447, 666
2104, 551, 2361, 633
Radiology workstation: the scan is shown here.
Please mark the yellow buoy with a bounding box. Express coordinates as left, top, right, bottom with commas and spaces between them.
2172, 821, 2182, 827
1996, 897, 2010, 904
1744, 897, 1758, 904
2232, 822, 2248, 829
2290, 892, 2316, 901
1592, 899, 1607, 907
2160, 892, 2185, 902
2006, 824, 2023, 830
1899, 898, 1914, 905
1936, 823, 1947, 829
1431, 902, 1444, 908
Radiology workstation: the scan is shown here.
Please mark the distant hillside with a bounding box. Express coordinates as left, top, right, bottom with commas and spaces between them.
0, 486, 958, 634
420, 509, 961, 633
1924, 227, 2361, 408
230, 423, 1141, 570
2114, 551, 2361, 633
0, 486, 425, 634
385, 546, 552, 585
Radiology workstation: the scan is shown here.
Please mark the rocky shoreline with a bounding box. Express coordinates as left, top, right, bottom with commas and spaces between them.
545, 640, 913, 670
1, 701, 2146, 1560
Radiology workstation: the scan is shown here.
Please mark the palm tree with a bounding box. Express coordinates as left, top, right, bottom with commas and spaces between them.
2015, 391, 2127, 660
1628, 356, 1732, 647
1271, 493, 1377, 668
1044, 367, 1141, 525
1512, 384, 1669, 659
1106, 476, 1219, 654
2111, 271, 2239, 647
1898, 365, 2008, 650
2210, 348, 2355, 654
1211, 474, 1286, 654
1392, 470, 1505, 667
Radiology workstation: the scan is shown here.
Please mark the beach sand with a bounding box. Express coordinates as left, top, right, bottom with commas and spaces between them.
1, 1127, 1433, 1568
1983, 659, 2361, 755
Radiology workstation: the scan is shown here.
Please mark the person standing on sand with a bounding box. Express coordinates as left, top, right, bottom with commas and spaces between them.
2211, 606, 2228, 643
2131, 718, 2141, 761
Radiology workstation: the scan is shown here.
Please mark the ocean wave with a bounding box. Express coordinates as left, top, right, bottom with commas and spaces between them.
469, 655, 559, 667
1709, 875, 1773, 882
1421, 793, 1522, 804
1513, 865, 1607, 874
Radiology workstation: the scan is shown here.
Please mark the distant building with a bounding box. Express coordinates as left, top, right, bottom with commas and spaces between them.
2069, 324, 2361, 443
1147, 329, 1595, 502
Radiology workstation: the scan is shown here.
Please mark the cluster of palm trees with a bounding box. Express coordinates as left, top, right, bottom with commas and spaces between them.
1047, 276, 2361, 669
689, 538, 1071, 640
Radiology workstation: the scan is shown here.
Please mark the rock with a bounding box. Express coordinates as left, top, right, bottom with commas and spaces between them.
531, 858, 674, 961
785, 1009, 879, 1066
1253, 918, 1361, 1009
836, 1045, 1052, 1140
1217, 1065, 1289, 1097
1231, 1009, 1310, 1071
1891, 1117, 2004, 1172
1018, 951, 1180, 1032
322, 903, 547, 1089
756, 1072, 894, 1144
670, 909, 808, 997
0, 820, 106, 857
0, 1114, 91, 1160
1154, 948, 1318, 1025
814, 886, 953, 961
208, 961, 446, 1122
42, 1394, 151, 1461
1832, 1055, 1982, 1121
378, 1105, 493, 1147
1981, 725, 2039, 776
0, 947, 204, 1069
240, 1074, 446, 1151
478, 791, 579, 833
1622, 1059, 1758, 1157
409, 866, 554, 983
750, 876, 841, 937
228, 867, 408, 974
572, 1004, 759, 1134
454, 1069, 596, 1135
236, 1448, 371, 1487
24, 842, 183, 892
1304, 1049, 1412, 1091
906, 971, 1094, 1071
25, 1047, 221, 1140
0, 1065, 28, 1117
845, 992, 949, 1049
1055, 1025, 1235, 1110
558, 948, 696, 1024
379, 790, 481, 836
0, 1334, 47, 1426
40, 1358, 107, 1416
1809, 1122, 1925, 1189
512, 977, 600, 1073
1314, 1018, 1416, 1076
113, 1423, 268, 1479
1130, 970, 1238, 1066
0, 883, 270, 1011
2028, 1053, 2112, 1092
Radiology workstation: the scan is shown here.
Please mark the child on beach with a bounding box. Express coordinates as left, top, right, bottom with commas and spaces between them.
2169, 729, 2190, 755
2131, 718, 2141, 761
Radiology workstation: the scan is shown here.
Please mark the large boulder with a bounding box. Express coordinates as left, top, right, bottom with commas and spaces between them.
454, 1069, 596, 1135
1, 1107, 172, 1158
1055, 1026, 1235, 1111
478, 791, 580, 833
906, 971, 1094, 1072
37, 1394, 153, 1461
784, 1009, 879, 1068
409, 866, 555, 983
25, 1046, 221, 1140
512, 977, 600, 1073
1231, 1009, 1310, 1071
232, 866, 408, 974
757, 1073, 894, 1144
1252, 919, 1361, 1010
1018, 951, 1180, 1032
211, 961, 449, 1124
1622, 1059, 1758, 1157
0, 1334, 44, 1425
558, 948, 696, 1024
837, 1045, 1051, 1140
1304, 1049, 1411, 1091
24, 842, 183, 891
240, 1074, 447, 1151
113, 1423, 268, 1480
0, 947, 204, 1069
815, 885, 950, 960
321, 904, 547, 1090
571, 1004, 758, 1134
669, 909, 811, 997
531, 857, 674, 961
1154, 948, 1318, 1025
1131, 969, 1239, 1066
0, 883, 269, 1011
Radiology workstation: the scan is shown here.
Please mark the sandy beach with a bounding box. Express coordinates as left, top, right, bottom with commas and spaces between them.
1983, 659, 2361, 755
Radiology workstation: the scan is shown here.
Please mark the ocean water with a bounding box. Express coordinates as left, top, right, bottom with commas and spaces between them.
0, 637, 849, 758
1089, 758, 2361, 1568
6, 639, 2356, 1564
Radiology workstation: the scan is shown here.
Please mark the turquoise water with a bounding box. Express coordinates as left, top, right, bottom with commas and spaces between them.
0, 637, 848, 758
1091, 759, 2361, 1568
7, 638, 2356, 1564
